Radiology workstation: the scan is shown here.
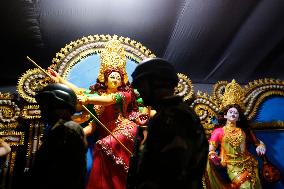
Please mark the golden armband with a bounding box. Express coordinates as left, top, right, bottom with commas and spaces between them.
209, 141, 217, 148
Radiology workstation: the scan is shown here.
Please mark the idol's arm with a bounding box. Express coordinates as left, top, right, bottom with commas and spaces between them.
72, 111, 90, 124
82, 122, 97, 136
248, 129, 266, 156
48, 68, 84, 95
208, 128, 223, 166
77, 94, 116, 106
208, 142, 221, 166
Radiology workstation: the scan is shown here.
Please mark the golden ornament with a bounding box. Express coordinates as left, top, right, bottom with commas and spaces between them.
97, 39, 128, 85
221, 79, 245, 110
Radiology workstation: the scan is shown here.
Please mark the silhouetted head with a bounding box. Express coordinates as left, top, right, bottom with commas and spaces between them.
35, 83, 77, 123
132, 58, 178, 89
131, 58, 178, 107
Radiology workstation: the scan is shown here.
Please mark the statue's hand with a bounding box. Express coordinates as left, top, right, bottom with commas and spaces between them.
209, 152, 221, 166
48, 68, 60, 83
137, 114, 150, 125
256, 141, 266, 156
77, 94, 89, 105
72, 112, 90, 124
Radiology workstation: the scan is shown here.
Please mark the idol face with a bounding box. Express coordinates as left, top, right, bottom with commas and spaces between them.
106, 71, 122, 90
224, 107, 239, 122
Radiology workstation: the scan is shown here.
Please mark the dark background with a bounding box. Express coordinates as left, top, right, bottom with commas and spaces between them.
1, 0, 284, 88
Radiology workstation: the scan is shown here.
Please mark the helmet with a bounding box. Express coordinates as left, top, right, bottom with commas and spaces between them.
131, 58, 179, 88
35, 83, 77, 113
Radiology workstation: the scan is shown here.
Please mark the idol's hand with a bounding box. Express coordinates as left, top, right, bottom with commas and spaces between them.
72, 112, 90, 124
256, 141, 266, 156
209, 152, 221, 166
77, 94, 89, 105
137, 114, 150, 125
48, 68, 61, 83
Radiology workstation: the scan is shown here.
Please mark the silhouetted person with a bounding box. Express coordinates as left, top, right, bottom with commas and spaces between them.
30, 83, 87, 189
128, 58, 209, 189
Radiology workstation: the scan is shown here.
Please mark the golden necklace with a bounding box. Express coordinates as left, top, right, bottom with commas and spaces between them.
224, 122, 244, 148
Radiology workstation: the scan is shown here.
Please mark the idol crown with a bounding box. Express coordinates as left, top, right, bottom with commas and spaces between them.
98, 39, 128, 84
221, 79, 245, 110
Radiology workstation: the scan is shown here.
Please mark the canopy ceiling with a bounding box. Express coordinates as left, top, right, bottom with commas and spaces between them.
1, 0, 284, 87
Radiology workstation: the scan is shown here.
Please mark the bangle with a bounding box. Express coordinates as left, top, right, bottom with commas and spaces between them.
208, 151, 216, 157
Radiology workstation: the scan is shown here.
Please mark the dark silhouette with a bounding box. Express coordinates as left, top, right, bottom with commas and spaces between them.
128, 58, 209, 189
29, 83, 87, 189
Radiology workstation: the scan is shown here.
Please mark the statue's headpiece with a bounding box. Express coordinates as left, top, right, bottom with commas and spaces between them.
97, 39, 128, 85
221, 79, 245, 110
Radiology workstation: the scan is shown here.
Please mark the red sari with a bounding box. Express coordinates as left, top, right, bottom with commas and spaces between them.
86, 91, 138, 189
